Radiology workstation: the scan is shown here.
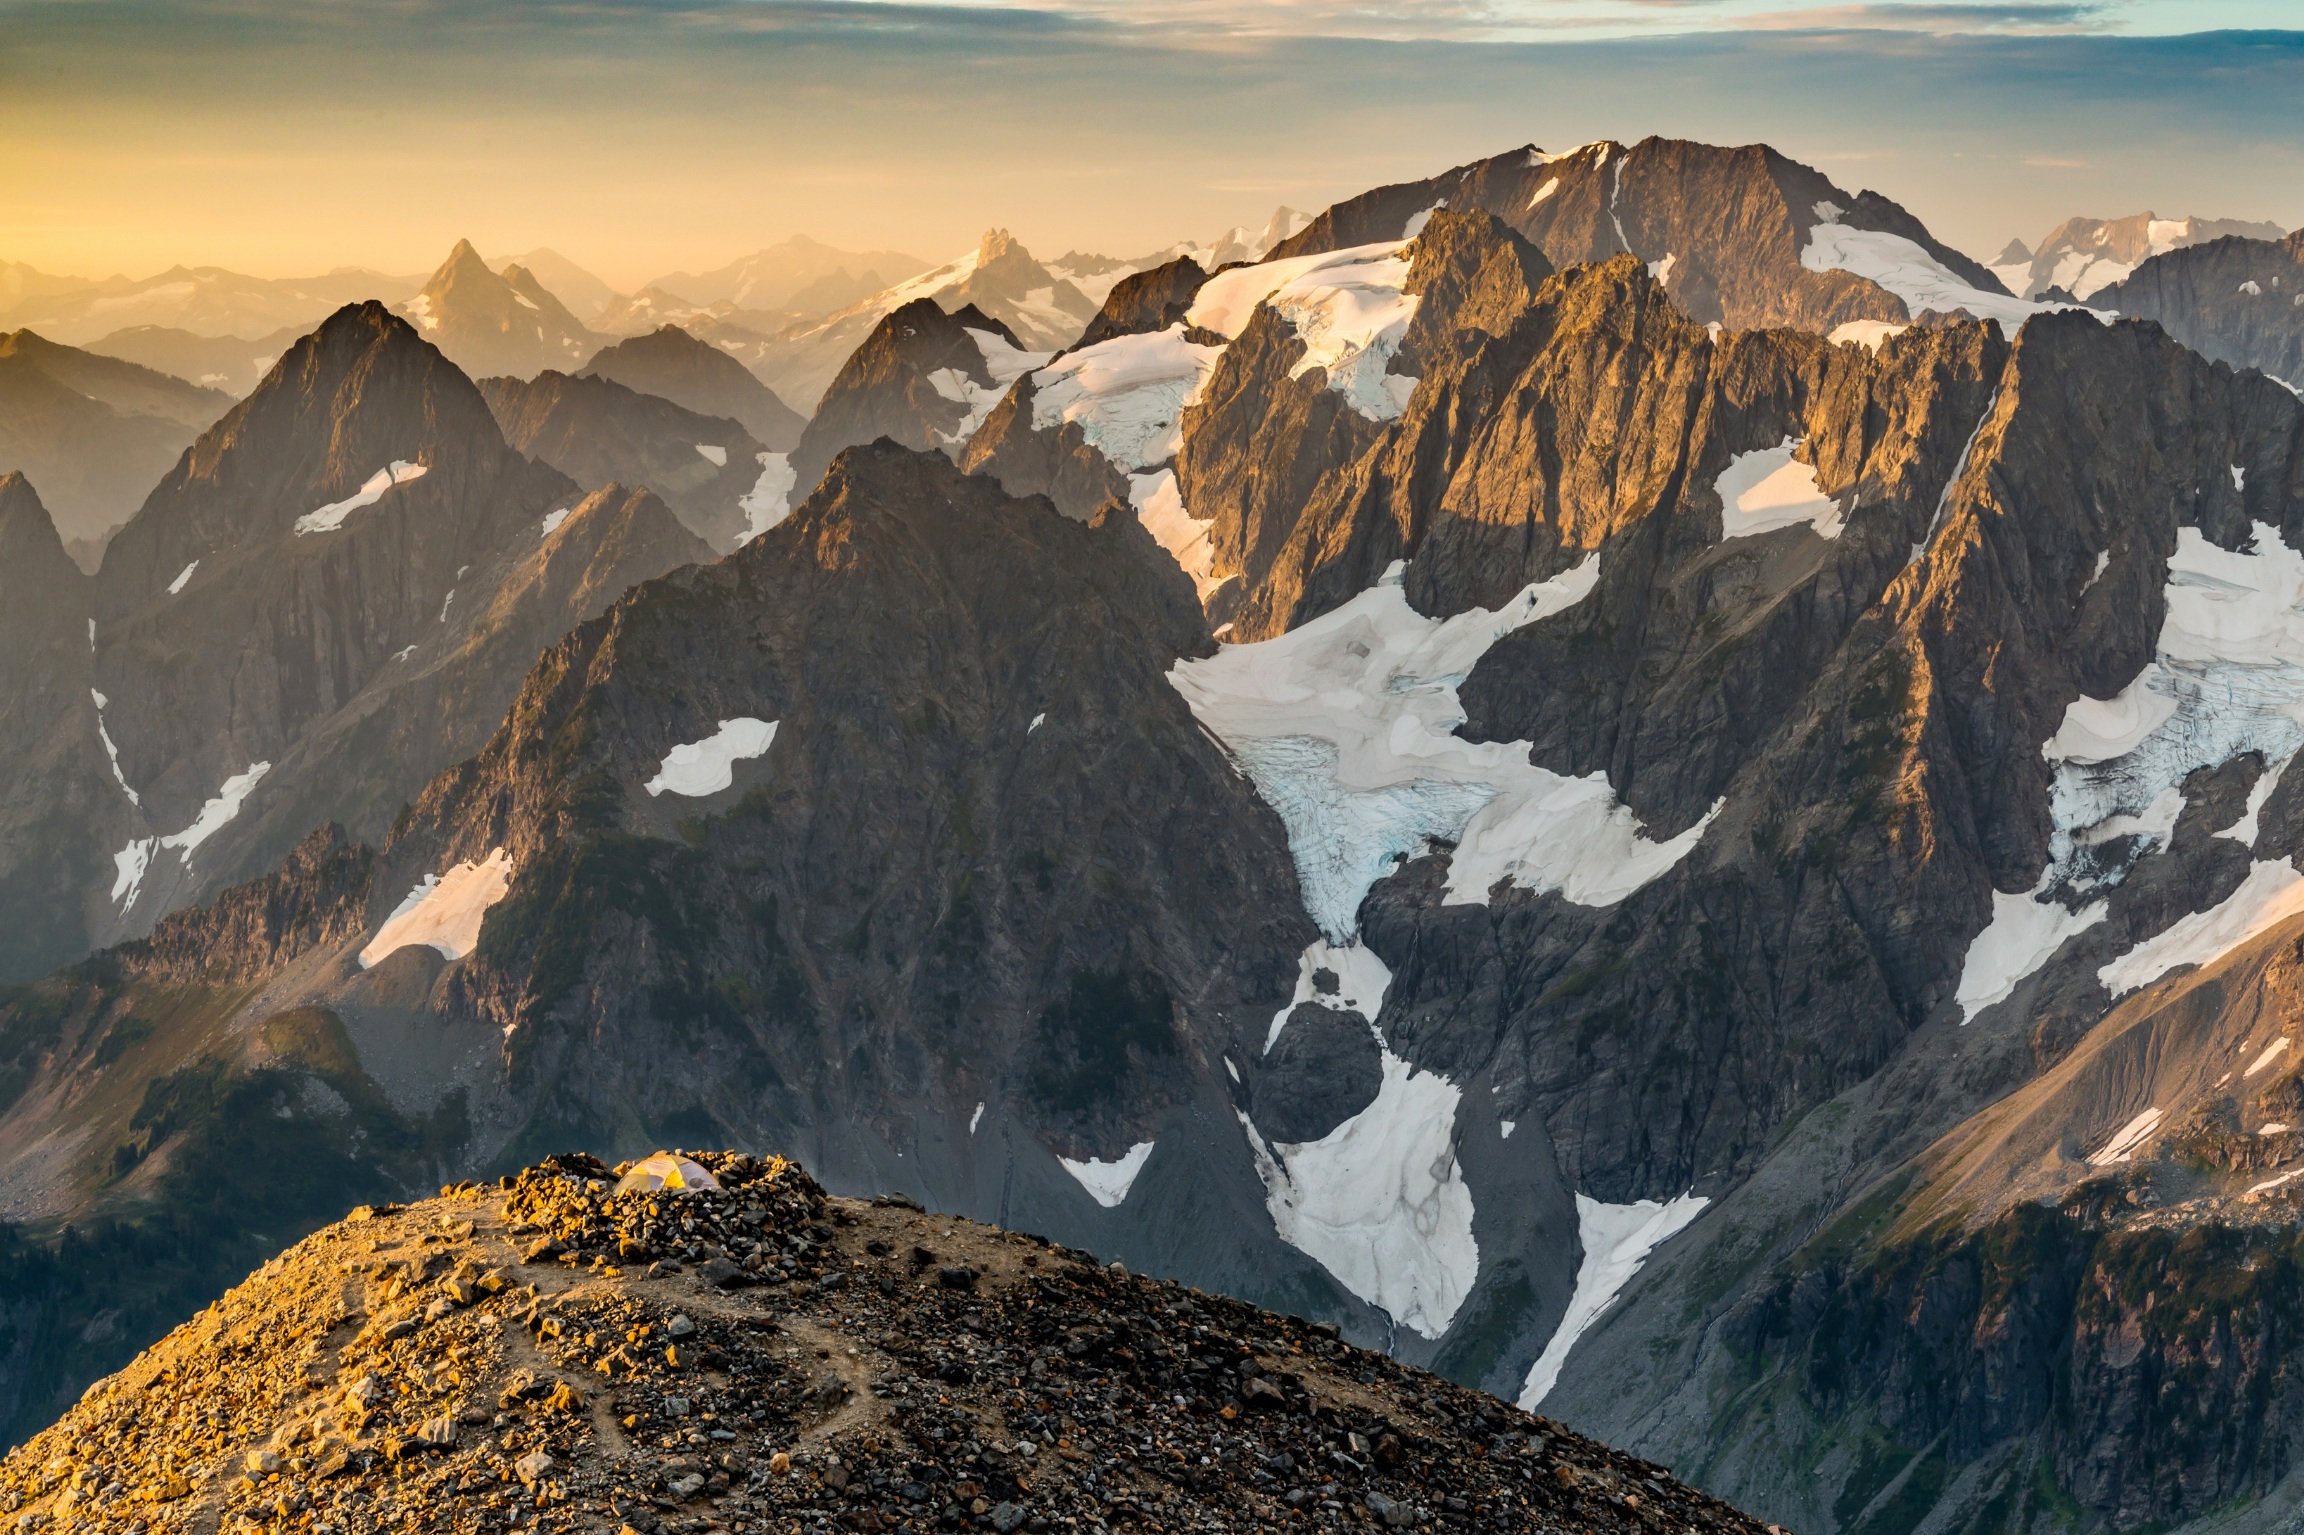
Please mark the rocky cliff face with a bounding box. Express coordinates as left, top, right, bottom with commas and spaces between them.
576, 324, 806, 452
0, 476, 114, 983
0, 1153, 1778, 1535
2093, 229, 2304, 388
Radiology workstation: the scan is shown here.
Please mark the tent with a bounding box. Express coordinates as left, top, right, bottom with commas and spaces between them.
612, 1152, 721, 1195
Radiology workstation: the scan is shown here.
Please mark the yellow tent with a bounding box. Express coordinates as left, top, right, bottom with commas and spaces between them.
612, 1152, 721, 1195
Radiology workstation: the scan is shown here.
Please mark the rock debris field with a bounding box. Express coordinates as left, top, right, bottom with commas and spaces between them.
0, 1152, 1781, 1534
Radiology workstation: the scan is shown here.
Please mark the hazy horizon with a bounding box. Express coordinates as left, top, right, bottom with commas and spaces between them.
4, 1, 2300, 293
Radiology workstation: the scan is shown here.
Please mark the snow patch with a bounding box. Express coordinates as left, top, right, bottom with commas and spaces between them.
1518, 1192, 1708, 1409
1265, 939, 1394, 1054
2086, 1106, 2164, 1166
1714, 437, 1846, 542
92, 690, 139, 805
1128, 469, 1223, 601
1954, 880, 2108, 1022
358, 849, 514, 968
293, 461, 428, 536
110, 761, 272, 908
970, 1103, 985, 1135
739, 452, 797, 543
2220, 758, 2289, 846
1647, 253, 1676, 286
1028, 712, 1045, 733
694, 443, 728, 467
2246, 1038, 2292, 1078
644, 717, 779, 798
1172, 560, 1712, 941
1828, 320, 1908, 353
1059, 1141, 1154, 1209
1240, 1049, 1477, 1339
1527, 179, 1559, 211
166, 560, 198, 595
540, 507, 570, 539
933, 330, 1049, 448
2102, 859, 2304, 997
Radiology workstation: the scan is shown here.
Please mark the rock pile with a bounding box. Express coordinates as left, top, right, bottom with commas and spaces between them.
0, 1152, 1780, 1533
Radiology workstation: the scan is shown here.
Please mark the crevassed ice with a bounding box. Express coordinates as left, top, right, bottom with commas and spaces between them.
358, 848, 515, 969
1170, 558, 1715, 941
1194, 556, 1716, 1341
1028, 326, 1224, 471
645, 718, 779, 798
1518, 1192, 1708, 1409
1184, 240, 1421, 423
1960, 523, 2304, 1017
1714, 437, 1846, 542
293, 461, 428, 536
1058, 1142, 1155, 1209
1801, 223, 2104, 336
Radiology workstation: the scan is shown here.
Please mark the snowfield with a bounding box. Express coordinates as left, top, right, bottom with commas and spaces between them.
1239, 1048, 1478, 1340
293, 460, 428, 535
1028, 326, 1223, 471
1519, 1192, 1708, 1409
644, 717, 779, 798
1714, 438, 1846, 541
1186, 240, 1422, 423
1801, 222, 2095, 336
1058, 1142, 1156, 1209
358, 848, 515, 969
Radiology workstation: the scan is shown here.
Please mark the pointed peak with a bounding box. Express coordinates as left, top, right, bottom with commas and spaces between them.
429, 239, 496, 285
0, 471, 74, 564
977, 228, 1025, 266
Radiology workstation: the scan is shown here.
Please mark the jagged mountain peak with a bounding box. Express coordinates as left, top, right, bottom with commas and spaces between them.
976, 225, 1025, 267
398, 242, 603, 380
0, 470, 71, 566
104, 299, 511, 557
783, 299, 1045, 504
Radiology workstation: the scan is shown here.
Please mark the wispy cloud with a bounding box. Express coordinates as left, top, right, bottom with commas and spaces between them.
1732, 2, 2106, 32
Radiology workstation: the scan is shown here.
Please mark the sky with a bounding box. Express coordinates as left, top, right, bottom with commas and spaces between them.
2, 0, 2300, 291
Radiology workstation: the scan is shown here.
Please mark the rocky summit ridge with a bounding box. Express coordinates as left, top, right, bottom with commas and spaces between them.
0, 1152, 1775, 1535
